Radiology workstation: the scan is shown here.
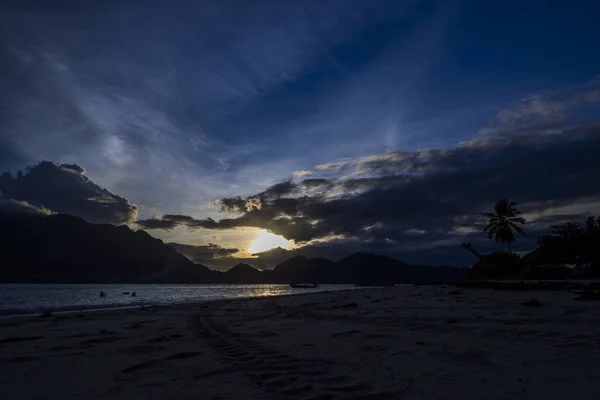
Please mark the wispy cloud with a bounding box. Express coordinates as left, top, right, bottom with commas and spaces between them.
1, 0, 446, 217
479, 85, 600, 136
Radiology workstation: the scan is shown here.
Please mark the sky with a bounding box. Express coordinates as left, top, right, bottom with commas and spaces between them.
1, 0, 600, 269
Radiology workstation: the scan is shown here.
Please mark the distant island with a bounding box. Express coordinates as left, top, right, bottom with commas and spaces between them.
0, 214, 467, 284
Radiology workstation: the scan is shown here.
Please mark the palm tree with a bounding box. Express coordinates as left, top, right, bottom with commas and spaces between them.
483, 199, 526, 254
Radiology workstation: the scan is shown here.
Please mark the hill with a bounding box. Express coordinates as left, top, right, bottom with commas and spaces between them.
223, 263, 262, 283
249, 252, 466, 284
0, 214, 217, 283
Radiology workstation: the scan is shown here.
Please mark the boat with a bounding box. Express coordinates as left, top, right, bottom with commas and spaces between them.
289, 283, 319, 289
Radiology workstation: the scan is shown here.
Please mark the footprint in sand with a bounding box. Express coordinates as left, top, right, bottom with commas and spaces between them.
314, 375, 348, 384
164, 352, 200, 360
119, 344, 165, 354
147, 335, 171, 343
80, 336, 122, 345
329, 383, 372, 394
264, 376, 298, 389
0, 336, 44, 344
199, 311, 389, 399
49, 345, 74, 351
301, 394, 337, 400
280, 384, 313, 396
331, 330, 362, 338
121, 352, 200, 374
4, 356, 40, 363
366, 333, 390, 338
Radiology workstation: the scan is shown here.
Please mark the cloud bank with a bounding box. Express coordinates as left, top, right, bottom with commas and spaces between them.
0, 161, 138, 224
137, 118, 600, 262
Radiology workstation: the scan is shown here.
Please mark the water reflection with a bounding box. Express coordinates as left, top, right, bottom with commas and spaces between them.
0, 284, 354, 315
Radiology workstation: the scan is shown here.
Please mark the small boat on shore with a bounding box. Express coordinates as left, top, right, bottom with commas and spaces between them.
289, 283, 319, 289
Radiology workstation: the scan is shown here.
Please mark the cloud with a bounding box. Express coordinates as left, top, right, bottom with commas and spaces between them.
136, 121, 600, 263
0, 0, 435, 220
291, 170, 312, 179
479, 87, 600, 136
218, 196, 262, 213
136, 214, 218, 230
0, 197, 53, 218
0, 161, 138, 225
168, 242, 239, 267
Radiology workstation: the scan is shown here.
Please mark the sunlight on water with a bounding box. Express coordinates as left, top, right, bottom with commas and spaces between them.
0, 284, 353, 316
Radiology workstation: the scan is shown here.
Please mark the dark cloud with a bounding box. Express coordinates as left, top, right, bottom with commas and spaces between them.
0, 161, 138, 225
136, 214, 218, 230
168, 242, 239, 268
0, 196, 52, 218
218, 196, 249, 213
300, 178, 332, 189
260, 180, 296, 199
136, 123, 600, 265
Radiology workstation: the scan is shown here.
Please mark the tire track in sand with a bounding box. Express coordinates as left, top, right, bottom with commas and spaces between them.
193, 310, 406, 400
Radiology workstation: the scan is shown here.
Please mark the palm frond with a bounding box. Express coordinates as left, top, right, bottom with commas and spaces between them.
509, 222, 526, 236
483, 222, 495, 232
482, 198, 526, 250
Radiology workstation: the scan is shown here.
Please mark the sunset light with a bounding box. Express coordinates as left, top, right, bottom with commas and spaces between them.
248, 229, 292, 253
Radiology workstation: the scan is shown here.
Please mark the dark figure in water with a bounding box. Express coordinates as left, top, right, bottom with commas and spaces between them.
131, 292, 136, 297
100, 291, 106, 297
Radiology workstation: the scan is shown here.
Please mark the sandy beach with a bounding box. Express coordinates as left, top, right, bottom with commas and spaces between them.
1, 285, 600, 399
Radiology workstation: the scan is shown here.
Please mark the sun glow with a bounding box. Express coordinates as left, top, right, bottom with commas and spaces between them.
248, 230, 292, 253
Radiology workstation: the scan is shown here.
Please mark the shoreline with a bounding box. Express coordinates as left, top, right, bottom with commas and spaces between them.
0, 283, 358, 318
0, 285, 365, 319
2, 285, 600, 399
3, 277, 600, 318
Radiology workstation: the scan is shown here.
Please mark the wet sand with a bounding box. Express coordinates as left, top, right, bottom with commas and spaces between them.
1, 286, 599, 399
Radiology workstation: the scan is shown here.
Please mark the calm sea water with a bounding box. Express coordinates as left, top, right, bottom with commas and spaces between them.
0, 284, 354, 316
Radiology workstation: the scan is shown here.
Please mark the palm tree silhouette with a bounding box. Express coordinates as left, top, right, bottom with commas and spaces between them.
483, 199, 526, 254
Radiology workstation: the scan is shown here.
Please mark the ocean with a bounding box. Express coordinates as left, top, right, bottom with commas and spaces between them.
0, 284, 354, 316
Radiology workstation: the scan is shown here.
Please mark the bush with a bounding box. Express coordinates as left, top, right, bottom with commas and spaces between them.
468, 251, 522, 280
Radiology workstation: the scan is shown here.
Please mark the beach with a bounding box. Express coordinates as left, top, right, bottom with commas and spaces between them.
1, 285, 599, 399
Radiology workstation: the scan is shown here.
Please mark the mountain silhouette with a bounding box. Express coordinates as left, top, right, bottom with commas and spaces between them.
223, 263, 263, 283
0, 214, 217, 283
0, 214, 467, 283
337, 252, 411, 283
273, 256, 335, 283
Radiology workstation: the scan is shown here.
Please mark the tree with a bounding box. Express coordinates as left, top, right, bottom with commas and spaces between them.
541, 217, 600, 272
483, 199, 526, 254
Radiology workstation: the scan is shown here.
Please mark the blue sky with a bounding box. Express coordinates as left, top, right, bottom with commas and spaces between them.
1, 0, 600, 266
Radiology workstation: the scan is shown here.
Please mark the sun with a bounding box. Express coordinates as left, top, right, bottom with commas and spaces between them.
248, 229, 292, 253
